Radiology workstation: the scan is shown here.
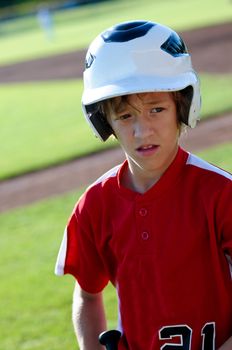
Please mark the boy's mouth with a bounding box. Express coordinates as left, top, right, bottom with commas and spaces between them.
136, 144, 159, 154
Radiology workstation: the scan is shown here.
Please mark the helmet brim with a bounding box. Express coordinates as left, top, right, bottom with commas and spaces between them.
82, 71, 198, 106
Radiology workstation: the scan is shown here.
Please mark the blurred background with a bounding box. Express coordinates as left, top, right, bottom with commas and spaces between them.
0, 0, 232, 349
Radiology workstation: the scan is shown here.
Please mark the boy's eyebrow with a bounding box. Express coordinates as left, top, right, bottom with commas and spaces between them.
114, 103, 128, 113
114, 98, 167, 113
144, 100, 165, 105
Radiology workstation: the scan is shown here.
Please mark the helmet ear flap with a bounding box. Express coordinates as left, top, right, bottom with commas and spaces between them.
85, 104, 114, 141
188, 81, 201, 128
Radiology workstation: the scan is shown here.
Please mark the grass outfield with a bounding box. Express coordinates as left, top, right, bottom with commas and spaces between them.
0, 142, 231, 350
0, 80, 117, 180
0, 0, 231, 65
1, 74, 232, 180
0, 188, 118, 350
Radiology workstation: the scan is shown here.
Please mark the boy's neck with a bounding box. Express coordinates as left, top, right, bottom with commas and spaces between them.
122, 164, 161, 194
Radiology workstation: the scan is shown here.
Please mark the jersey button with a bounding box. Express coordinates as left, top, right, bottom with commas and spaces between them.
139, 208, 147, 216
141, 231, 149, 240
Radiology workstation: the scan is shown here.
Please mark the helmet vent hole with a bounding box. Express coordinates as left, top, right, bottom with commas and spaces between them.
115, 21, 147, 31
102, 21, 155, 43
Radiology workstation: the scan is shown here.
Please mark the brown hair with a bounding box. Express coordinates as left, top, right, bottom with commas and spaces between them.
172, 86, 193, 128
100, 86, 193, 134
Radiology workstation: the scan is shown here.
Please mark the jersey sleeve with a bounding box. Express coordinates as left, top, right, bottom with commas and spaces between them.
55, 198, 109, 293
217, 180, 232, 257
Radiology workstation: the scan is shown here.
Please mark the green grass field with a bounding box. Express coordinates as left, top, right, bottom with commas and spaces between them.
0, 80, 117, 180
0, 0, 231, 65
1, 74, 232, 180
0, 187, 118, 350
0, 142, 231, 350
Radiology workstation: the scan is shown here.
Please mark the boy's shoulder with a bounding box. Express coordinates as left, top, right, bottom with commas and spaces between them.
77, 162, 124, 208
186, 152, 232, 182
88, 163, 122, 190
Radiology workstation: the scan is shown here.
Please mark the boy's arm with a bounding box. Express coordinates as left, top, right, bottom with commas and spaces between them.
72, 282, 107, 350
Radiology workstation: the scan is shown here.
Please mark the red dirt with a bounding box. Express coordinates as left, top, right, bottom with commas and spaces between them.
0, 22, 232, 212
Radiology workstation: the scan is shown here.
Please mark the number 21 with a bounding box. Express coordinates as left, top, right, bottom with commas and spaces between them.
159, 322, 215, 350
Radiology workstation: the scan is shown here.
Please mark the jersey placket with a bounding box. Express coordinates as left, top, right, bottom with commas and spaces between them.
135, 199, 152, 250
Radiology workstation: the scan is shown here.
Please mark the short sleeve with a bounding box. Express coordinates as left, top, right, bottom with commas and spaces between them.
55, 202, 109, 293
218, 180, 232, 257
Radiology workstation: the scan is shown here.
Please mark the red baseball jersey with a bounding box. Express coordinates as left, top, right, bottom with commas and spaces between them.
55, 147, 232, 350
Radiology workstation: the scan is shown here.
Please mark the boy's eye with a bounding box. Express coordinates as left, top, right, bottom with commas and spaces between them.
118, 113, 131, 120
151, 107, 164, 113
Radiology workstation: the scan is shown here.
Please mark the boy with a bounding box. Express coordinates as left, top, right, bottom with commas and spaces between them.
55, 21, 232, 349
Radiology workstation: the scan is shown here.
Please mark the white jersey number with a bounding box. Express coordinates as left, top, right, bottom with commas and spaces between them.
159, 322, 215, 350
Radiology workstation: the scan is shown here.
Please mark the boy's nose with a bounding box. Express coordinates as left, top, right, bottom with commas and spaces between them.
133, 116, 154, 138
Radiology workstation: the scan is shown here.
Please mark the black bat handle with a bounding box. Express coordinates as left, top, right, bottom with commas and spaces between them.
99, 330, 121, 350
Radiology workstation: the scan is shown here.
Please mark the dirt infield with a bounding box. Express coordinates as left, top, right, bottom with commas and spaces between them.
0, 22, 232, 212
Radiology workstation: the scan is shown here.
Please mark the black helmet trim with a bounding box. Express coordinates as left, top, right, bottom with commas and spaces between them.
85, 53, 96, 70
161, 32, 188, 57
102, 21, 155, 43
86, 104, 114, 141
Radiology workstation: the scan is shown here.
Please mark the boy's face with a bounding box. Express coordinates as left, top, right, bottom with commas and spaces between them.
108, 91, 180, 186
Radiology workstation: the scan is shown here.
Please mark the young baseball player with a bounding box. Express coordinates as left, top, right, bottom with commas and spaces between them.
55, 21, 232, 350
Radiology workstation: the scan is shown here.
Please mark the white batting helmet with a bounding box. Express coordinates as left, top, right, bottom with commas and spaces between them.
82, 20, 201, 141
